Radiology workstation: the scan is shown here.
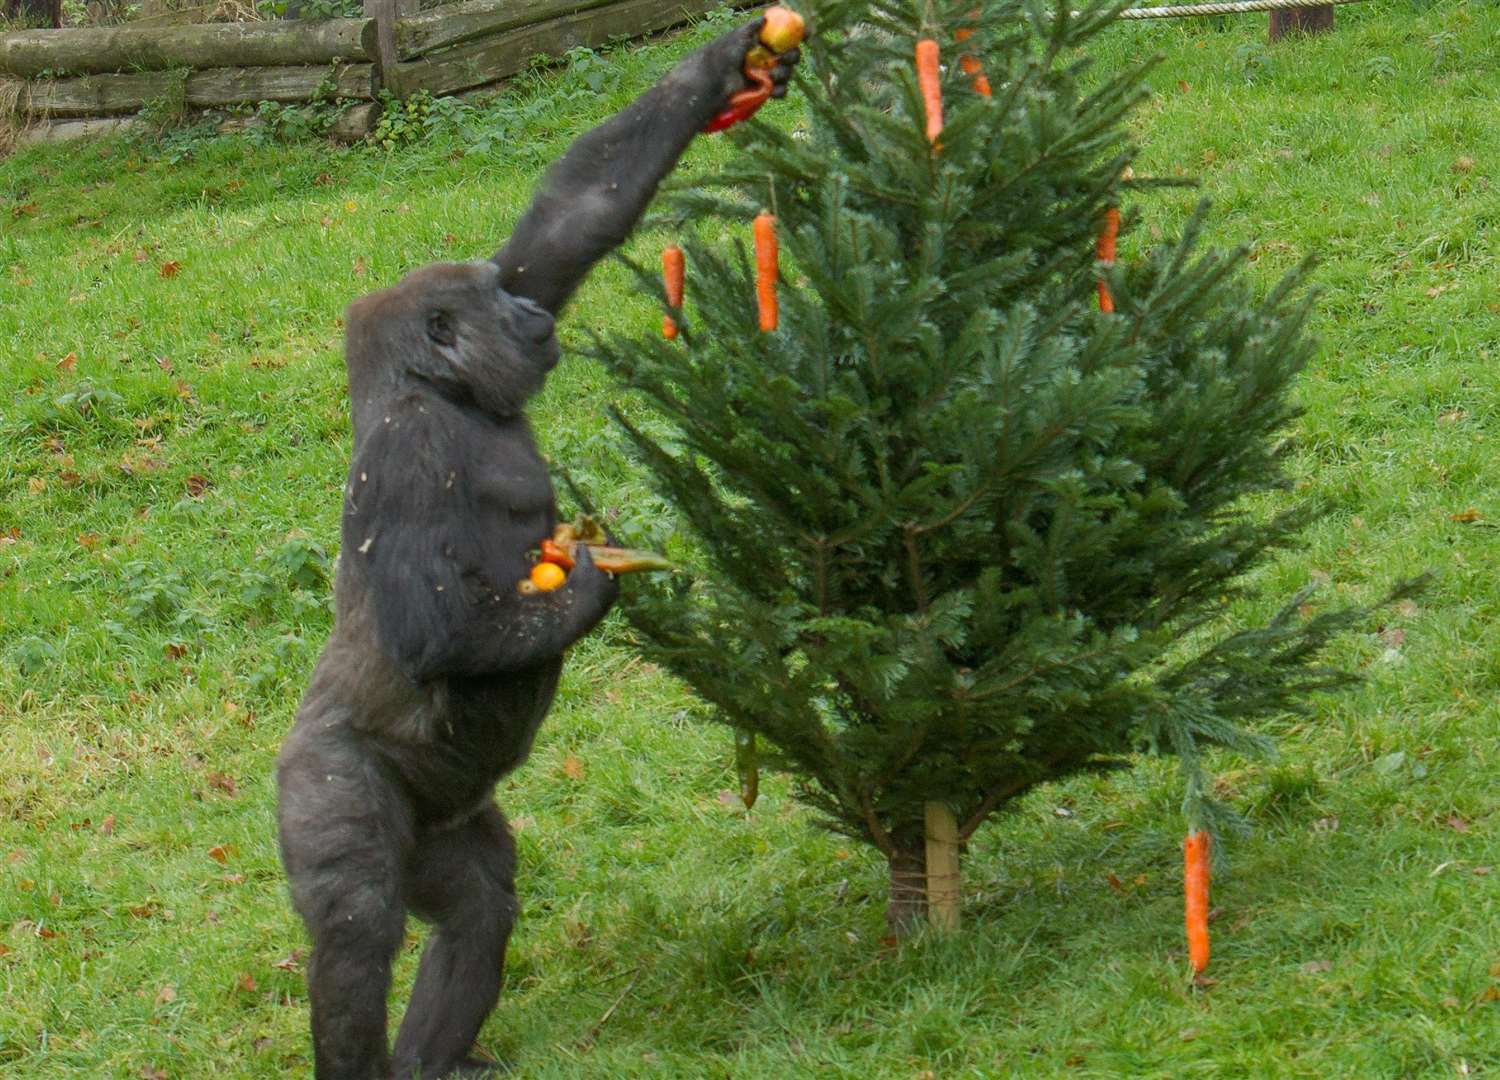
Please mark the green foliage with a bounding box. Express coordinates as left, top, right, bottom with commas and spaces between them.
256, 0, 364, 18
590, 0, 1414, 878
249, 66, 354, 144
370, 89, 470, 151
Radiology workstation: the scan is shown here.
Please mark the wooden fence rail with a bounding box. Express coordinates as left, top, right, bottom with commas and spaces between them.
0, 19, 373, 77
1, 0, 720, 145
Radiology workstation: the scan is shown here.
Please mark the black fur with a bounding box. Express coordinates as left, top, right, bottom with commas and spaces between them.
276, 22, 798, 1080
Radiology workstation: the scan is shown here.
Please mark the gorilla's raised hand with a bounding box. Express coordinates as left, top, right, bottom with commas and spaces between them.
494, 17, 803, 314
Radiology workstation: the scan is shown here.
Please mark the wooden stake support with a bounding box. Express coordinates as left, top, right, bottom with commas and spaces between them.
924, 801, 961, 932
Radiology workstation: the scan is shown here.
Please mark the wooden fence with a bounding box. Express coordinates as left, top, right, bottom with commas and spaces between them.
0, 0, 721, 145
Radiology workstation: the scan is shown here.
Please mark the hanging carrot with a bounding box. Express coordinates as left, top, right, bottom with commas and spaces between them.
1183, 829, 1211, 974
662, 244, 685, 340
915, 39, 943, 145
954, 26, 992, 98
959, 54, 992, 98
754, 211, 778, 332
1096, 205, 1120, 313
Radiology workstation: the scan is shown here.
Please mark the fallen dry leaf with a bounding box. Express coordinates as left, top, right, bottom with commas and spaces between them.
236, 972, 257, 993
207, 844, 235, 864
1450, 508, 1483, 524
154, 985, 177, 1005
55, 352, 77, 372
1446, 815, 1470, 833
1300, 959, 1333, 975
99, 814, 115, 836
76, 532, 101, 549
185, 474, 211, 498
206, 772, 238, 797
159, 261, 181, 279
561, 754, 585, 781
163, 643, 188, 660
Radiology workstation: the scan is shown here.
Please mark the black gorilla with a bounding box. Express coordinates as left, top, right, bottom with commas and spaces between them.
275, 22, 798, 1080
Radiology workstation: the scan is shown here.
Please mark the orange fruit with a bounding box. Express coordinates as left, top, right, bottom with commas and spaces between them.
530, 562, 567, 591
760, 6, 805, 53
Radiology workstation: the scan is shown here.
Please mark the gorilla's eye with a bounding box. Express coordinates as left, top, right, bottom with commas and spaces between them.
426, 310, 457, 347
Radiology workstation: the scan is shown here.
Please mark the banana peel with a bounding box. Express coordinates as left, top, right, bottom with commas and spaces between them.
548, 517, 674, 575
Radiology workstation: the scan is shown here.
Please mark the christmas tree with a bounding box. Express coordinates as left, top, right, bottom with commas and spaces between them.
587, 0, 1411, 933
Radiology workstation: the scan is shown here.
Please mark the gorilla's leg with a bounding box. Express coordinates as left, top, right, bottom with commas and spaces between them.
278, 726, 413, 1079
392, 804, 518, 1079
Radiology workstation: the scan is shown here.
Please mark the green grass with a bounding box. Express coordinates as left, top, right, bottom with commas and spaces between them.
2, 1, 1498, 1076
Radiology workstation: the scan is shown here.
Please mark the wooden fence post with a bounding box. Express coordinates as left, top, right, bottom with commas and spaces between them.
924, 802, 961, 933
364, 0, 406, 95
1268, 4, 1334, 41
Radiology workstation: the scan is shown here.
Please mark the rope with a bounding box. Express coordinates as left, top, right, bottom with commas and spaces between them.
1119, 0, 1362, 19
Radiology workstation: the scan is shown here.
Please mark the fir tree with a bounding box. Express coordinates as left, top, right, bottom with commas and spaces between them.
586, 0, 1413, 932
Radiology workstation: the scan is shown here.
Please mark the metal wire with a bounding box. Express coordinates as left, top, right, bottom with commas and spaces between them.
1120, 0, 1363, 19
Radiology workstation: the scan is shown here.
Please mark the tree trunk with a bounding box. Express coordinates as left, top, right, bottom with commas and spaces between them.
885, 844, 927, 935
4, 0, 62, 29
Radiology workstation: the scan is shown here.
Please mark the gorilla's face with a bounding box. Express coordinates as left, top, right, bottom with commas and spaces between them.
346, 260, 560, 419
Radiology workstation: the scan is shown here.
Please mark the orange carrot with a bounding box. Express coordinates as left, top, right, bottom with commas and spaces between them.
662, 244, 685, 339
1096, 205, 1120, 313
539, 537, 575, 571
754, 211, 778, 332
662, 245, 685, 308
955, 25, 992, 97
959, 54, 992, 97
915, 39, 943, 145
1183, 829, 1210, 974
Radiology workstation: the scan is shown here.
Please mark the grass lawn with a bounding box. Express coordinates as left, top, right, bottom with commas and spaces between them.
1, 0, 1497, 1075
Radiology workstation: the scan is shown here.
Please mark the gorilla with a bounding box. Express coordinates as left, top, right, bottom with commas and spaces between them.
274, 22, 799, 1079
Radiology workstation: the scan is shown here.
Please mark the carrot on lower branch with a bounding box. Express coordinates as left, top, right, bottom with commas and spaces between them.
662, 244, 685, 339
1183, 829, 1211, 974
754, 212, 779, 332
1097, 205, 1120, 313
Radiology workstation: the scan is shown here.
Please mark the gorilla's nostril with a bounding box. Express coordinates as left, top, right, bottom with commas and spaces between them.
511, 297, 555, 343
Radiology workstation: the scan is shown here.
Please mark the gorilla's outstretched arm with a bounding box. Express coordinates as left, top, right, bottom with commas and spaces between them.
492, 18, 799, 313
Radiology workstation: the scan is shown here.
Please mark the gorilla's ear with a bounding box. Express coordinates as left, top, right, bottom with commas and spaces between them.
426, 309, 457, 348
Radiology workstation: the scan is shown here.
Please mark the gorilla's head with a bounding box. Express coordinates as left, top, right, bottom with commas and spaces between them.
345, 260, 559, 422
